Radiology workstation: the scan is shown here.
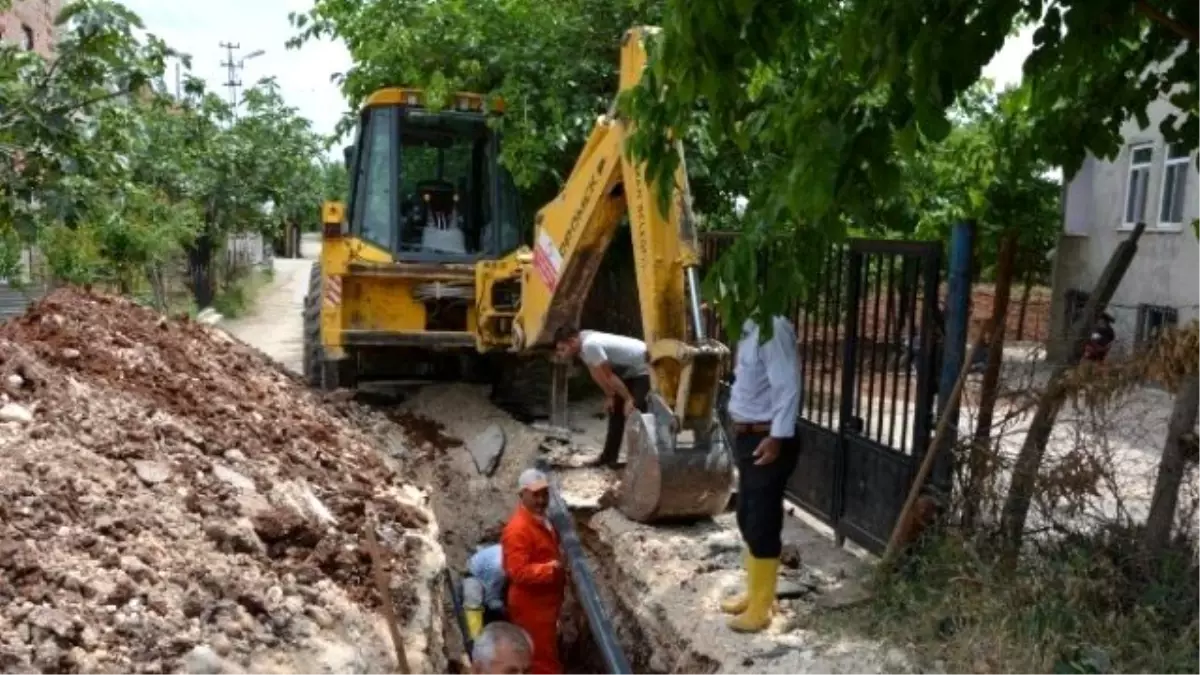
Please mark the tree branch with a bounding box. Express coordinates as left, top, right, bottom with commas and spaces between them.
1135, 0, 1199, 42
51, 87, 138, 118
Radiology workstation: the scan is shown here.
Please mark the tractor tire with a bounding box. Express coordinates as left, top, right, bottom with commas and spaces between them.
489, 354, 554, 423
302, 264, 322, 387
458, 352, 489, 384
302, 264, 357, 392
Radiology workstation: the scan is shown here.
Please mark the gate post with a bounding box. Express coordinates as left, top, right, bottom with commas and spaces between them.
932, 220, 975, 491
832, 247, 864, 545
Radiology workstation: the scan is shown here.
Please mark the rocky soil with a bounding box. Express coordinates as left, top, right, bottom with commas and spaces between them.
0, 289, 446, 674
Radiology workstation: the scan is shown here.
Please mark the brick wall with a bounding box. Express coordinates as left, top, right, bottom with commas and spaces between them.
0, 0, 62, 58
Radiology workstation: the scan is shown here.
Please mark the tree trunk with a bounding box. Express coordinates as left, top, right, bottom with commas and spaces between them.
1142, 376, 1200, 560
146, 264, 167, 312
187, 232, 215, 309
998, 223, 1146, 570
1015, 262, 1034, 341
963, 231, 1018, 530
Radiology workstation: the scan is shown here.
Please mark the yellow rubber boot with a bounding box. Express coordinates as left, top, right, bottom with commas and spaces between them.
466, 608, 484, 640
719, 552, 750, 614
727, 556, 780, 633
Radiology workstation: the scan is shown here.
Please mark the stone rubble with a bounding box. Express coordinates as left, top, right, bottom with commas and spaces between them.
0, 288, 445, 674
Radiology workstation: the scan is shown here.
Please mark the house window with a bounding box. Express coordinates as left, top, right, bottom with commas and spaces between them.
1158, 144, 1190, 226
1135, 304, 1178, 347
20, 24, 33, 51
1124, 144, 1153, 226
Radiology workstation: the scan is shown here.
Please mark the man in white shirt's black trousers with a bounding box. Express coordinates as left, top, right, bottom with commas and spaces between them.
719, 314, 801, 633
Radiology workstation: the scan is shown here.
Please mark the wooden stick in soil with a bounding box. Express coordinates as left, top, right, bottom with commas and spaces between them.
364, 515, 411, 674
882, 326, 990, 566
963, 230, 1018, 530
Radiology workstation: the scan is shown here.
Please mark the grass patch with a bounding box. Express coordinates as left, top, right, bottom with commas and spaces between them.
835, 526, 1199, 673
211, 266, 271, 319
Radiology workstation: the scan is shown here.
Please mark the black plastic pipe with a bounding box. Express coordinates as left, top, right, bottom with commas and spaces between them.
539, 461, 633, 675
445, 571, 475, 655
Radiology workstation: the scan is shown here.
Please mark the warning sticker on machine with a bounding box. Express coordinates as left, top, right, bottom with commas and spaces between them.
533, 230, 562, 292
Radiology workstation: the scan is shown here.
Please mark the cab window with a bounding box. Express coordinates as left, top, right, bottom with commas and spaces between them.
357, 107, 395, 247
398, 112, 492, 255
495, 165, 523, 252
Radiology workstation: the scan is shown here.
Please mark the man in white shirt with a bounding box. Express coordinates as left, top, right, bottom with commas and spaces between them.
719, 314, 800, 633
554, 324, 650, 468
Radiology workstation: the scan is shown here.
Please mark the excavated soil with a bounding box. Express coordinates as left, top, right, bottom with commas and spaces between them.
387, 411, 464, 453
0, 288, 446, 674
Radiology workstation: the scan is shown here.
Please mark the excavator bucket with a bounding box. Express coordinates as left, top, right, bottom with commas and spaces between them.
617, 399, 734, 522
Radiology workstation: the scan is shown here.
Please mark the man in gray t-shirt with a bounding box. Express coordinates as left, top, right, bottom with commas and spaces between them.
554, 324, 650, 468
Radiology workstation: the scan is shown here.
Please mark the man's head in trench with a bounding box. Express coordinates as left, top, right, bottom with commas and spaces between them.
517, 468, 550, 516
471, 621, 533, 674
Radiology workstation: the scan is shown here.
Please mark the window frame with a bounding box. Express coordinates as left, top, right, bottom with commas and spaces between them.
392, 108, 505, 263
343, 118, 366, 234
1155, 143, 1190, 230
489, 131, 526, 255
345, 105, 521, 261
350, 105, 398, 252
1135, 303, 1179, 348
1122, 142, 1154, 228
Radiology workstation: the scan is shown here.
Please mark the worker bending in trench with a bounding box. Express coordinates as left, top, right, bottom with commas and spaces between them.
463, 542, 507, 641
553, 325, 649, 468
501, 469, 566, 674
720, 313, 801, 633
471, 621, 534, 674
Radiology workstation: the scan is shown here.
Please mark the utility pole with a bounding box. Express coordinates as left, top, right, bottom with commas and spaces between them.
219, 41, 242, 116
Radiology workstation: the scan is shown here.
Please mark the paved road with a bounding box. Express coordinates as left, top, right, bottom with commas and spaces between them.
221, 235, 321, 373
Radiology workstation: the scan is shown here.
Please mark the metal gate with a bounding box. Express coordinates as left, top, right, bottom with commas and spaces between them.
700, 234, 944, 554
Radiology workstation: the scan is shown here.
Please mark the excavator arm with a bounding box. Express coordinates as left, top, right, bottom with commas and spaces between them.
498, 26, 734, 522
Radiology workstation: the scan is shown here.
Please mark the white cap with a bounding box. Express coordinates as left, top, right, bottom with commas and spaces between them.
518, 468, 549, 492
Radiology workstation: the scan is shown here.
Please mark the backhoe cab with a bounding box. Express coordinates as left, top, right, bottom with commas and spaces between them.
305, 89, 525, 389
308, 27, 735, 523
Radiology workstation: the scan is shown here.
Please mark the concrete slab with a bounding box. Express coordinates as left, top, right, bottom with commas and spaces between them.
467, 424, 506, 476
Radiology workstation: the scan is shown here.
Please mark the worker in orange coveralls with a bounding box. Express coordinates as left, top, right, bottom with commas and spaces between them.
501, 468, 566, 674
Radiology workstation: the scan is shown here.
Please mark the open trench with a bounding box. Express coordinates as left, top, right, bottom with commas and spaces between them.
564, 511, 720, 674
367, 383, 703, 674
556, 511, 662, 674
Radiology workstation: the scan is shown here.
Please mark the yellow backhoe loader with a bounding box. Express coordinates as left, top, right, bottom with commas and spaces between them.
305, 26, 733, 522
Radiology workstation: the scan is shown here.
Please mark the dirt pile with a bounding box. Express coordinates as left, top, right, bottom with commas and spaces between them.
0, 289, 445, 674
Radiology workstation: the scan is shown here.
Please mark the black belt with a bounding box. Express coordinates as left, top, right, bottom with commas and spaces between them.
733, 422, 772, 435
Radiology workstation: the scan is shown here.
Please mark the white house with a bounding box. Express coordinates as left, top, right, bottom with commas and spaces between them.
1047, 97, 1199, 360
